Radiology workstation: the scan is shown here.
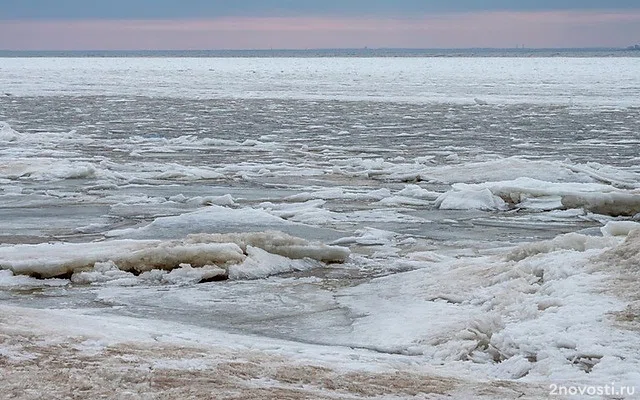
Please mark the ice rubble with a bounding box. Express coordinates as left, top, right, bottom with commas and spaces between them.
333, 227, 640, 385
381, 157, 628, 185
434, 177, 640, 216
505, 232, 621, 262
333, 156, 639, 193
0, 231, 349, 280
71, 261, 229, 286
323, 156, 640, 216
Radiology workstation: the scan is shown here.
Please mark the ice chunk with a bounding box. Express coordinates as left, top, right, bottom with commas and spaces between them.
0, 240, 244, 278
562, 193, 640, 217
162, 264, 227, 285
286, 187, 391, 202
601, 221, 640, 237
204, 194, 235, 206
331, 227, 397, 246
71, 260, 138, 285
228, 246, 315, 280
188, 231, 351, 263
0, 269, 68, 288
0, 122, 21, 142
0, 158, 97, 181
107, 205, 292, 239
435, 187, 507, 211
414, 158, 594, 184
378, 195, 431, 206
397, 184, 441, 200
433, 177, 639, 216
258, 199, 327, 220
154, 165, 224, 180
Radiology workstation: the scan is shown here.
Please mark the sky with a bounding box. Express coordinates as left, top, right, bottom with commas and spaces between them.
1, 1, 639, 50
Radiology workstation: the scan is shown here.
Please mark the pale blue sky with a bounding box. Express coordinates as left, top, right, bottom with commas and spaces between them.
2, 0, 639, 19
1, 1, 639, 50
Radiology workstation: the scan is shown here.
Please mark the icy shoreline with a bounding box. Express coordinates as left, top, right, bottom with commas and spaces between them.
0, 304, 553, 400
1, 225, 639, 398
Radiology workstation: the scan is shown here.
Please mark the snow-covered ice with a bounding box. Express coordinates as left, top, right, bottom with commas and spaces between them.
0, 231, 349, 279
1, 57, 640, 399
1, 57, 639, 107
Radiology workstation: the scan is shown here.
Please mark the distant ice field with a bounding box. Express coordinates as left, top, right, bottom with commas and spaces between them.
1, 57, 640, 397
2, 57, 640, 106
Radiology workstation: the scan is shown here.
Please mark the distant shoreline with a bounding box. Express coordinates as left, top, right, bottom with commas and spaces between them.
1, 48, 640, 58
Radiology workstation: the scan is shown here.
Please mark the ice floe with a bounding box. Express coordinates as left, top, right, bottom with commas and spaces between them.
435, 187, 508, 211
433, 177, 640, 216
0, 231, 349, 279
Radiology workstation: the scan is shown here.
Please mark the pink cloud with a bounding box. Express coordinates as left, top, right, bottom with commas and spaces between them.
2, 10, 640, 50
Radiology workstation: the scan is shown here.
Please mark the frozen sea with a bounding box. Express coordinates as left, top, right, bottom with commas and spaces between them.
1, 56, 640, 399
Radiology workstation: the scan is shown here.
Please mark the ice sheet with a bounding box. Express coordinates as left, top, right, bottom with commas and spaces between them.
2, 57, 639, 107
0, 231, 349, 278
2, 57, 640, 398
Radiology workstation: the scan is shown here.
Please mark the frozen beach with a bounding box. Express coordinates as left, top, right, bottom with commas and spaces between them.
1, 57, 640, 399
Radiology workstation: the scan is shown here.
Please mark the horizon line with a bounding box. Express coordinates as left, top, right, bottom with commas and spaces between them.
0, 46, 635, 52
